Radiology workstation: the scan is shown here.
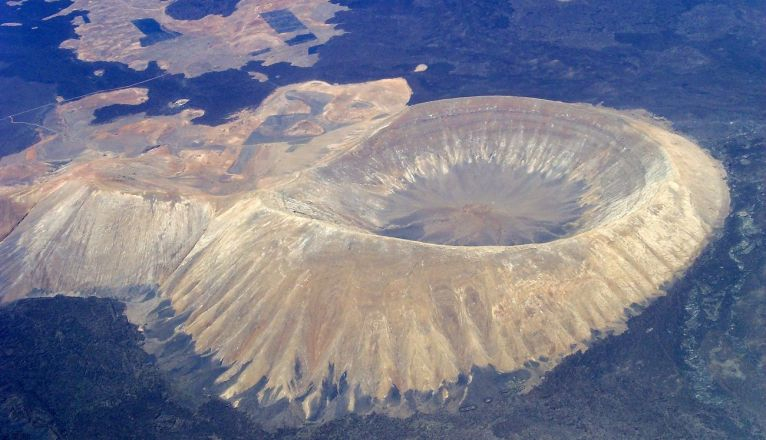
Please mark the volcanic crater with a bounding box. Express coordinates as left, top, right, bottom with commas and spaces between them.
0, 84, 730, 425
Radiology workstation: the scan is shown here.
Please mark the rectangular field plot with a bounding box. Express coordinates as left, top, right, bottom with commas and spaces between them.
261, 9, 306, 34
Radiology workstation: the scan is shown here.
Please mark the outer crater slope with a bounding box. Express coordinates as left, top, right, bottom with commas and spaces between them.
167, 96, 729, 420
0, 84, 729, 425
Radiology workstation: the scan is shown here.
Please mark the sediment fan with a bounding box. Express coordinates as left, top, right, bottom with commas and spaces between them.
0, 95, 729, 424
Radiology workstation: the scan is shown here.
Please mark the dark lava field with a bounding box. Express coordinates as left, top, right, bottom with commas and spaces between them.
1, 0, 764, 438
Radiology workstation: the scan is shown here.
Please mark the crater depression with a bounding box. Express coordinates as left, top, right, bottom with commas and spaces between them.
292, 99, 665, 247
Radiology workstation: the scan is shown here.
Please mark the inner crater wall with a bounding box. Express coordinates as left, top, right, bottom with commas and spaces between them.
286, 97, 672, 246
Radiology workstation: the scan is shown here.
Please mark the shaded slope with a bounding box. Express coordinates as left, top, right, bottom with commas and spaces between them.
0, 295, 269, 440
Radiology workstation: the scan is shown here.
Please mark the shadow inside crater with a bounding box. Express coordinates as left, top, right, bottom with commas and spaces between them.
375, 163, 589, 246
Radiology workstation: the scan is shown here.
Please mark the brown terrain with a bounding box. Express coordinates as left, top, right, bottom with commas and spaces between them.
48, 0, 346, 77
0, 78, 729, 426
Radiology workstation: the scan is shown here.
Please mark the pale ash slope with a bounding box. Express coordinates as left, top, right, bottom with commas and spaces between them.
0, 80, 728, 423
0, 182, 212, 301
